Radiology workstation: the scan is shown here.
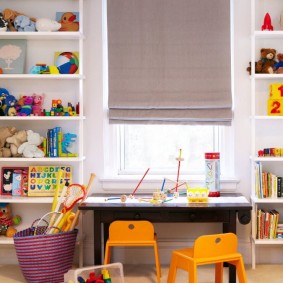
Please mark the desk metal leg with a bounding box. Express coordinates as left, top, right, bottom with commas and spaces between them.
223, 210, 237, 283
93, 212, 102, 265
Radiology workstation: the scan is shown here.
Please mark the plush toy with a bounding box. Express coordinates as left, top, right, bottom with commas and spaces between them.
6, 130, 28, 157
2, 8, 36, 32
255, 48, 277, 74
18, 130, 45, 158
274, 53, 283, 74
32, 93, 45, 116
16, 96, 33, 116
58, 12, 79, 31
0, 126, 17, 157
14, 15, 36, 32
0, 203, 22, 237
0, 13, 8, 31
3, 94, 17, 116
36, 18, 61, 32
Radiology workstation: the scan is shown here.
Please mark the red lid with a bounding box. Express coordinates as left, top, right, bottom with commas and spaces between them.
205, 152, 220, 159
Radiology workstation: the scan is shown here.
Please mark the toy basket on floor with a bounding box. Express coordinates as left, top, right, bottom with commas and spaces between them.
13, 215, 78, 283
64, 262, 125, 283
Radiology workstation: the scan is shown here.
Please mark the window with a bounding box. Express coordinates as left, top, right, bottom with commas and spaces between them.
119, 125, 219, 175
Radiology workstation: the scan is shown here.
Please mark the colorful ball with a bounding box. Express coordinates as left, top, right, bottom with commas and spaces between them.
55, 52, 79, 74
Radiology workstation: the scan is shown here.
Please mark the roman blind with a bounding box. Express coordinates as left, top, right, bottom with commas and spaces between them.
107, 0, 232, 125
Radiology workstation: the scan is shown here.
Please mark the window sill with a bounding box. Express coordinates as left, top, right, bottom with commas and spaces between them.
100, 175, 239, 193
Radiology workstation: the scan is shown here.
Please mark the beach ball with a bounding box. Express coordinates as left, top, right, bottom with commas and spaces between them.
55, 52, 79, 74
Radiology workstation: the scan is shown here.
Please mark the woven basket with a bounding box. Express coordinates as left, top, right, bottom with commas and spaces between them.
13, 219, 78, 283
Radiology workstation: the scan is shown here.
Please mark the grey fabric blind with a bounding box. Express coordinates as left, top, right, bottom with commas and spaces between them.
107, 0, 232, 125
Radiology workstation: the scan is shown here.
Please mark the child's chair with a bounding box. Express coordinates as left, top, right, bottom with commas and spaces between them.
167, 233, 247, 283
104, 220, 161, 283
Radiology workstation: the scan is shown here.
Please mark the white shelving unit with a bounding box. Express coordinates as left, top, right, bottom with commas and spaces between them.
0, 0, 85, 266
250, 0, 283, 269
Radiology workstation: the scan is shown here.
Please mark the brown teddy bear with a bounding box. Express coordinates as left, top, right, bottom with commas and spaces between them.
5, 130, 27, 157
255, 48, 277, 74
0, 126, 17, 157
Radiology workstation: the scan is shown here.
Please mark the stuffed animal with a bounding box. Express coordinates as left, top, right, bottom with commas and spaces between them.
274, 53, 283, 74
0, 126, 17, 157
2, 8, 36, 32
58, 12, 79, 31
3, 94, 17, 116
0, 13, 8, 31
0, 203, 21, 237
18, 130, 45, 158
32, 93, 45, 116
16, 96, 33, 116
36, 18, 61, 32
6, 130, 28, 157
14, 15, 36, 32
255, 48, 277, 74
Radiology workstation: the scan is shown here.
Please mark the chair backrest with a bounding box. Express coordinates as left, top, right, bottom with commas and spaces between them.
193, 233, 238, 259
108, 220, 155, 241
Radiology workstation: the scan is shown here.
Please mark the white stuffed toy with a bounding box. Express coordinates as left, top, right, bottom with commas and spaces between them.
18, 130, 44, 158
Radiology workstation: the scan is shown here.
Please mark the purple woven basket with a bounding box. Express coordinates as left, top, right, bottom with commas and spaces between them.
13, 227, 78, 283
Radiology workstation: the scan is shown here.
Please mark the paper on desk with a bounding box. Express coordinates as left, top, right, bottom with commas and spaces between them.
84, 196, 249, 204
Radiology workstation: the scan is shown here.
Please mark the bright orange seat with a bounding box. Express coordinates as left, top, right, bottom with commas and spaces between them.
167, 233, 247, 283
104, 220, 161, 283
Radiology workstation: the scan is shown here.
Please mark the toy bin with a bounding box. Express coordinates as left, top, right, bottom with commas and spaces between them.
64, 262, 125, 283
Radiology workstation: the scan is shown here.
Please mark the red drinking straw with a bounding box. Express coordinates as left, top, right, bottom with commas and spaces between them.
131, 167, 150, 196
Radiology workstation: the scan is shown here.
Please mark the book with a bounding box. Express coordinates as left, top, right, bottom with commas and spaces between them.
1, 167, 29, 196
27, 165, 72, 196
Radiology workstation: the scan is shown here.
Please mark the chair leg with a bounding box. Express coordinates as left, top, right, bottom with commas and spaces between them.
167, 253, 178, 283
229, 258, 248, 283
104, 244, 111, 264
188, 262, 197, 283
153, 243, 161, 283
215, 262, 224, 283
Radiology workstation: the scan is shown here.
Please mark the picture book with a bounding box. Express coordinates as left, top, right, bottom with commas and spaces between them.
28, 166, 72, 196
1, 167, 29, 195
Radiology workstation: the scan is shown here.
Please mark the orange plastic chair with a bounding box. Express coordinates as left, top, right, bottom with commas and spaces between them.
104, 220, 161, 283
167, 233, 247, 283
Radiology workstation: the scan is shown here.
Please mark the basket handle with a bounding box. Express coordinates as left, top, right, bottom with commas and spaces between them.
34, 211, 62, 236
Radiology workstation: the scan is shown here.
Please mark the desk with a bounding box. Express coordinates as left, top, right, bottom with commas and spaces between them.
79, 194, 251, 283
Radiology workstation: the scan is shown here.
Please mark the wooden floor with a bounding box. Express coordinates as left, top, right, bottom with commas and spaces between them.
0, 264, 282, 283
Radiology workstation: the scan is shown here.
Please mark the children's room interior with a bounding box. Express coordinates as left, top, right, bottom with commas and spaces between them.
1, 0, 283, 282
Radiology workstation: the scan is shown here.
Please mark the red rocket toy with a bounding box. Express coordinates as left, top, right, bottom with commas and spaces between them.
262, 13, 273, 31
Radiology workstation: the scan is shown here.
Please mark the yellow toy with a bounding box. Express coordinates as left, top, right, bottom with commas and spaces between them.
268, 83, 283, 115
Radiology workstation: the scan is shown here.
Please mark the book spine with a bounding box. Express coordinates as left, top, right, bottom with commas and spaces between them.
277, 177, 282, 198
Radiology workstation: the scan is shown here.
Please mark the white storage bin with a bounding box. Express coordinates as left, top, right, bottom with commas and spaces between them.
64, 262, 124, 283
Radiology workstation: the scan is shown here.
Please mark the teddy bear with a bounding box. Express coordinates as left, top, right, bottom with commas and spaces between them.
274, 53, 283, 74
18, 130, 45, 158
5, 130, 28, 157
255, 48, 277, 74
0, 203, 22, 237
0, 126, 17, 157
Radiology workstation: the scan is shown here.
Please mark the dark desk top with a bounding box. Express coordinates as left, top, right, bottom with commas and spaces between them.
79, 193, 252, 211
